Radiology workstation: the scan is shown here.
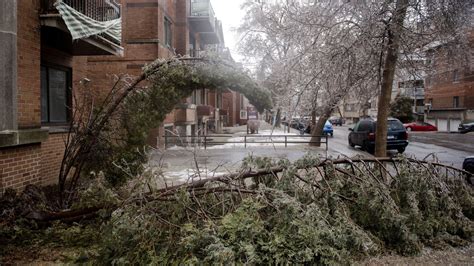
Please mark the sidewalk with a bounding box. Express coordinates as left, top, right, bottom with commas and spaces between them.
221, 121, 300, 135
150, 121, 325, 186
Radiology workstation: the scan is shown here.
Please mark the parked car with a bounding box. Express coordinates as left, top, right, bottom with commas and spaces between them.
463, 156, 474, 185
303, 120, 334, 136
348, 118, 408, 154
458, 122, 474, 134
323, 120, 334, 136
293, 121, 308, 131
329, 117, 345, 126
403, 121, 437, 132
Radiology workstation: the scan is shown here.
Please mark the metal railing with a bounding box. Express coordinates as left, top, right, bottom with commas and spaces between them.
41, 0, 121, 21
164, 134, 329, 151
189, 0, 216, 29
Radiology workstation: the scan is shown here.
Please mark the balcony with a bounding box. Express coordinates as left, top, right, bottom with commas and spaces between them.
174, 104, 197, 125
188, 46, 230, 58
40, 0, 123, 56
402, 88, 425, 99
188, 0, 222, 44
197, 105, 215, 117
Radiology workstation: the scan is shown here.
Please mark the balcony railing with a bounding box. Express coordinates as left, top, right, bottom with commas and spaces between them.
41, 0, 121, 22
197, 105, 215, 117
188, 47, 229, 58
189, 0, 216, 30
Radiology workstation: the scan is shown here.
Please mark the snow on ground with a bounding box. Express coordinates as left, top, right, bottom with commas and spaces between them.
207, 129, 309, 149
160, 169, 228, 184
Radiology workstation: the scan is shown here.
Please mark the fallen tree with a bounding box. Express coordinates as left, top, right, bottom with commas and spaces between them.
10, 156, 472, 224
1, 155, 472, 264
56, 56, 273, 208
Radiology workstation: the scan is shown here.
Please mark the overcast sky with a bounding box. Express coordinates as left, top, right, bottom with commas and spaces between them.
211, 0, 247, 63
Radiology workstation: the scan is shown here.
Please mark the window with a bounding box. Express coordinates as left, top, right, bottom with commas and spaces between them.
191, 90, 197, 104
357, 121, 373, 132
453, 69, 459, 82
414, 80, 424, 87
388, 120, 404, 131
41, 65, 71, 124
201, 89, 207, 105
164, 17, 172, 47
453, 96, 459, 108
240, 110, 247, 120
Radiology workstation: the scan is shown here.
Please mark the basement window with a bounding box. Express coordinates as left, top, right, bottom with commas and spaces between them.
41, 65, 71, 124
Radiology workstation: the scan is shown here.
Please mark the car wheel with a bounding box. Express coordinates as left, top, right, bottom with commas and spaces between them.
363, 142, 374, 154
349, 139, 355, 147
406, 127, 412, 132
397, 147, 406, 153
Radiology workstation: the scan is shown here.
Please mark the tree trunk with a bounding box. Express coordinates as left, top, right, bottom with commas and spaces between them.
275, 108, 281, 128
374, 0, 408, 157
309, 110, 330, 147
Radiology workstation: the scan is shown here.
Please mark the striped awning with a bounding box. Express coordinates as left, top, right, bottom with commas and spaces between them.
54, 0, 121, 44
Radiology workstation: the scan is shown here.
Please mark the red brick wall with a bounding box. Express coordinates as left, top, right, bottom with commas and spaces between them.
425, 83, 473, 109
0, 133, 67, 193
125, 1, 159, 40
40, 133, 67, 185
0, 145, 42, 193
223, 91, 238, 126
425, 30, 474, 110
17, 0, 41, 128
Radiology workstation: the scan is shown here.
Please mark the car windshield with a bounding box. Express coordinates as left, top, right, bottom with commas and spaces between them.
388, 120, 404, 131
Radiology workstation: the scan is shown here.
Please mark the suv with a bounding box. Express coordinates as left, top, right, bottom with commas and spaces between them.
348, 118, 408, 154
463, 156, 474, 185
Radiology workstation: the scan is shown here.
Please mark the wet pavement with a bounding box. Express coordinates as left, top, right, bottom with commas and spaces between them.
150, 122, 472, 183
408, 131, 474, 154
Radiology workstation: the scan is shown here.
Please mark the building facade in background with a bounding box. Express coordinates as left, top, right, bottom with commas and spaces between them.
0, 0, 249, 194
424, 31, 474, 132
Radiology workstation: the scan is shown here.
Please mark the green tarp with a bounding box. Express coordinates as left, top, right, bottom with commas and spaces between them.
54, 0, 121, 44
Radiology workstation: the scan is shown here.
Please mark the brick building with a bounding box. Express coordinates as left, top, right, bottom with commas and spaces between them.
0, 0, 250, 194
0, 0, 122, 193
424, 31, 474, 132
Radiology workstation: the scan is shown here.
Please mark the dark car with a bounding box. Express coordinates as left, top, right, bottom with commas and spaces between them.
463, 156, 474, 185
329, 117, 345, 126
458, 122, 474, 134
348, 118, 408, 154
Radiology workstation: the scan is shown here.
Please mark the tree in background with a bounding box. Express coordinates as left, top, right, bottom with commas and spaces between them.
390, 95, 414, 123
238, 0, 472, 153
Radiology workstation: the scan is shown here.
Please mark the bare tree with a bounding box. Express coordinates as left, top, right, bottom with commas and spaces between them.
238, 0, 472, 152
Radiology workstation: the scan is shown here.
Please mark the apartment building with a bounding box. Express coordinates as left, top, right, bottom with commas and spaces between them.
0, 0, 247, 193
424, 31, 474, 132
0, 0, 123, 193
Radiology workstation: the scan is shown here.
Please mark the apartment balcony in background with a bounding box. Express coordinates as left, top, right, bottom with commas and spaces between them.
197, 105, 215, 117
40, 0, 123, 56
189, 0, 223, 44
174, 104, 197, 125
401, 87, 425, 100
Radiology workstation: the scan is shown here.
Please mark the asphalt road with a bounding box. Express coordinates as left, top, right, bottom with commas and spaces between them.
408, 131, 474, 153
328, 125, 472, 167
151, 123, 472, 183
